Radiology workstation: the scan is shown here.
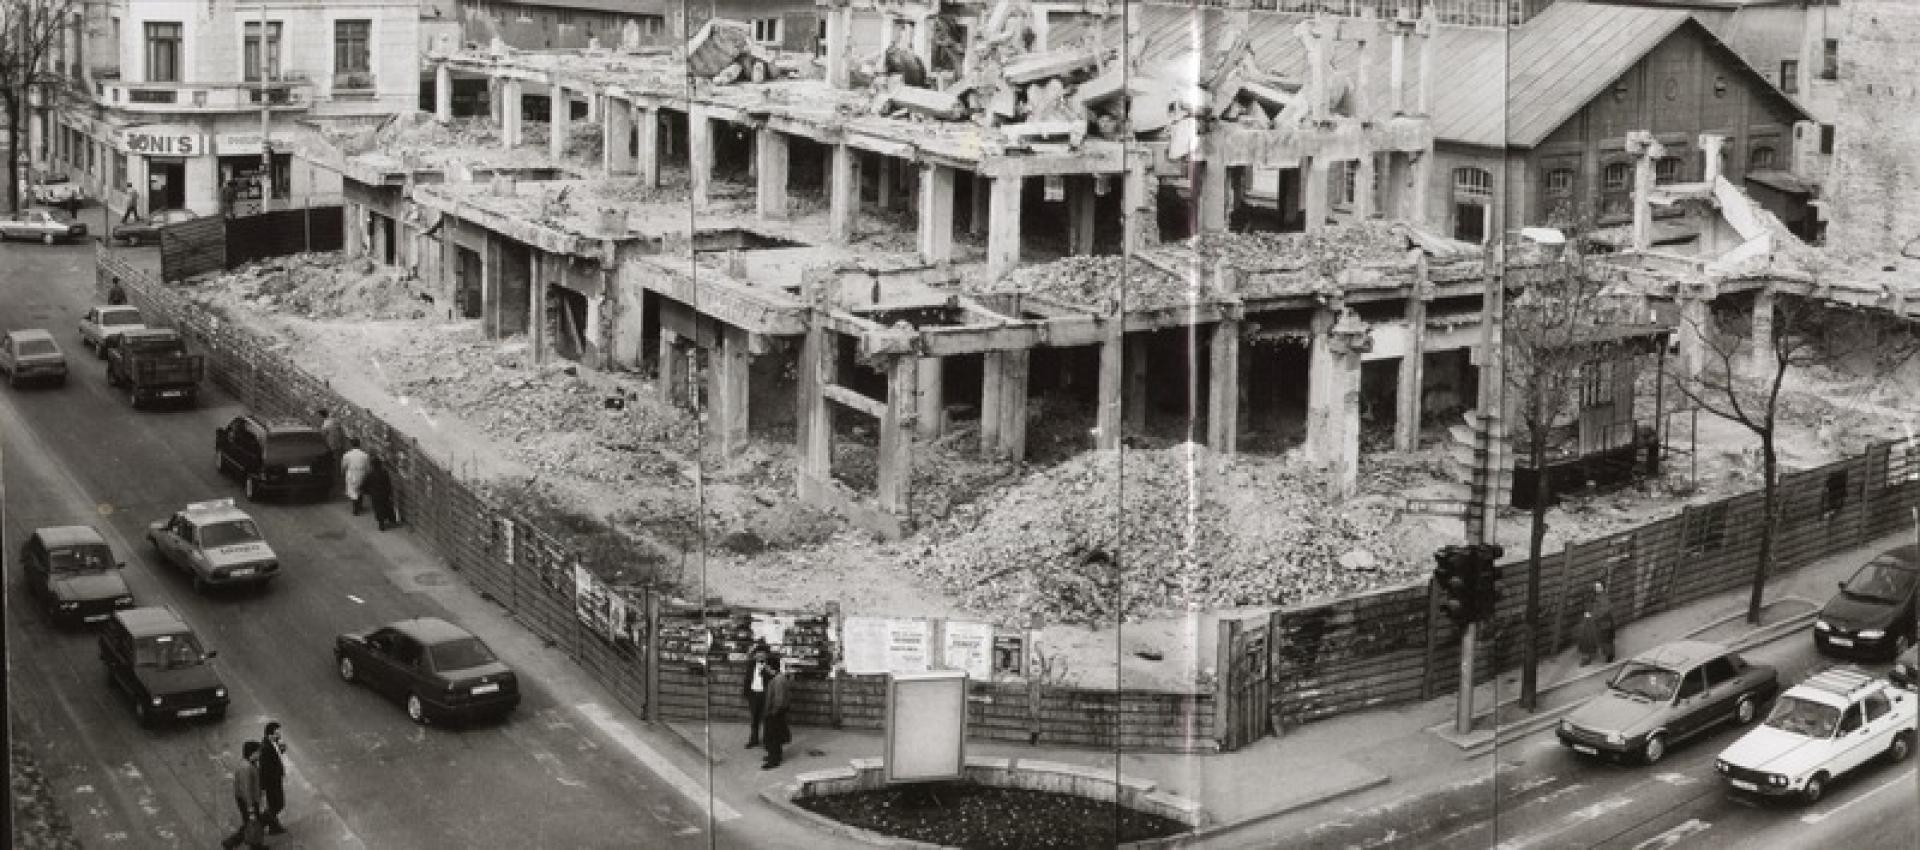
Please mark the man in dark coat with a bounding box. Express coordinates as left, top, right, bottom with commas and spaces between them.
220, 741, 266, 849
742, 640, 772, 750
761, 655, 792, 770
1578, 581, 1618, 665
258, 721, 288, 834
365, 457, 398, 531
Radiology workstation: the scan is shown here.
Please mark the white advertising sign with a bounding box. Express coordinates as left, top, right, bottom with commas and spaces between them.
884, 671, 968, 784
118, 126, 206, 156
942, 620, 994, 680
843, 616, 931, 675
215, 132, 280, 157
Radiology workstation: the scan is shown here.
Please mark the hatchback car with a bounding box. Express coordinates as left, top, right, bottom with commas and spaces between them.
335, 617, 520, 725
78, 304, 147, 355
1716, 667, 1915, 803
0, 206, 87, 243
99, 607, 229, 726
145, 498, 281, 592
1557, 640, 1779, 764
0, 329, 68, 388
20, 526, 134, 625
214, 415, 333, 500
1814, 545, 1920, 659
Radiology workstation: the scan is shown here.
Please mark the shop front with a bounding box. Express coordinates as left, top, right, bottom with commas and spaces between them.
115, 125, 209, 215
216, 131, 292, 217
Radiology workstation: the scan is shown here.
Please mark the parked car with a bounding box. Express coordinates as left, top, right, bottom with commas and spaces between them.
79, 305, 147, 355
1813, 545, 1920, 659
20, 526, 134, 625
111, 208, 198, 246
214, 415, 333, 500
0, 329, 68, 388
0, 206, 88, 244
27, 171, 86, 213
1716, 667, 1915, 803
104, 328, 203, 408
1557, 640, 1779, 764
145, 498, 281, 592
335, 617, 520, 725
99, 606, 229, 726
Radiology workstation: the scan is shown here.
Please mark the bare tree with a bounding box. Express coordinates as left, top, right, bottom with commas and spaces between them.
1, 0, 83, 212
1503, 242, 1635, 710
1669, 290, 1917, 624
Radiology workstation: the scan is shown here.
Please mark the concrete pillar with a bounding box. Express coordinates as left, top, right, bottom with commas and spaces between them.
1676, 296, 1710, 380
981, 350, 1003, 455
1207, 319, 1241, 455
690, 109, 713, 210
1700, 133, 1725, 185
1095, 325, 1124, 450
637, 107, 660, 187
878, 356, 919, 517
983, 350, 1031, 461
1396, 272, 1428, 452
1122, 163, 1153, 253
1390, 26, 1407, 114
825, 4, 854, 89
918, 164, 956, 263
1125, 333, 1149, 429
1407, 151, 1431, 229
605, 99, 635, 174
501, 78, 524, 149
1069, 178, 1097, 255
877, 157, 896, 209
710, 327, 751, 457
549, 84, 568, 161
795, 322, 835, 498
757, 128, 790, 220
489, 77, 502, 124
529, 256, 548, 364
829, 144, 860, 244
915, 356, 944, 439
585, 91, 599, 122
435, 62, 453, 123
986, 175, 1023, 280
1200, 158, 1230, 232
910, 14, 935, 70
1354, 154, 1377, 220
1746, 287, 1775, 380
660, 328, 689, 406
1306, 309, 1362, 496
612, 276, 646, 370
1303, 156, 1331, 233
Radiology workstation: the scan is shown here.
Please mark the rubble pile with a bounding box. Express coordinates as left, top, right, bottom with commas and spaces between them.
1188, 222, 1412, 271
213, 253, 435, 321
913, 444, 1418, 624
970, 255, 1191, 312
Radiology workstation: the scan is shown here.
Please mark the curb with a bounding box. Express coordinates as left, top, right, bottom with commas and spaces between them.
1152, 772, 1392, 847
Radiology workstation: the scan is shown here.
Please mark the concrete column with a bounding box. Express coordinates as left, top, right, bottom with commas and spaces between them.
1407, 151, 1431, 230
1303, 156, 1331, 233
612, 276, 646, 370
795, 322, 835, 498
637, 107, 660, 187
1095, 324, 1124, 450
605, 99, 635, 174
986, 175, 1023, 280
825, 4, 854, 89
878, 356, 919, 517
660, 328, 689, 406
1207, 319, 1241, 455
980, 351, 1003, 454
1354, 154, 1377, 220
1395, 271, 1428, 452
690, 109, 713, 210
996, 350, 1031, 462
502, 78, 524, 148
757, 128, 790, 220
1069, 178, 1097, 255
1746, 287, 1775, 380
877, 157, 896, 209
1390, 27, 1407, 114
529, 256, 548, 364
710, 327, 751, 457
1200, 158, 1230, 232
910, 14, 935, 70
1122, 163, 1152, 253
829, 143, 860, 244
585, 91, 599, 122
918, 164, 956, 263
1306, 309, 1362, 497
435, 62, 453, 123
489, 77, 502, 124
915, 356, 944, 439
1124, 333, 1149, 430
1676, 296, 1710, 380
549, 84, 568, 161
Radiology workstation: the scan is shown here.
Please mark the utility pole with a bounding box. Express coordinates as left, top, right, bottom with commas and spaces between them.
1456, 236, 1505, 735
256, 0, 272, 212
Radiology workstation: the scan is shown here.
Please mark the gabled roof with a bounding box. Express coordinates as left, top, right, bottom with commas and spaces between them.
1502, 4, 1695, 146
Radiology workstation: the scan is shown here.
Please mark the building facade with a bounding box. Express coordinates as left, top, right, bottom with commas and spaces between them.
46, 0, 418, 218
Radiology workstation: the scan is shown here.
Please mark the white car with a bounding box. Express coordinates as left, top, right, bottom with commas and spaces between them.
1715, 667, 1917, 803
144, 499, 282, 592
79, 305, 147, 355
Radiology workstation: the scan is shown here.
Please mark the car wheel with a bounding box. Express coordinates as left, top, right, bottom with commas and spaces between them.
41, 232, 54, 245
134, 700, 154, 728
1889, 732, 1912, 764
1641, 733, 1668, 765
1802, 773, 1827, 804
1735, 695, 1758, 725
208, 706, 227, 722
407, 694, 428, 725
244, 476, 259, 500
337, 656, 356, 683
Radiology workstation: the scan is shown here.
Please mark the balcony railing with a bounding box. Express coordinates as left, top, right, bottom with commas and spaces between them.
98, 79, 314, 112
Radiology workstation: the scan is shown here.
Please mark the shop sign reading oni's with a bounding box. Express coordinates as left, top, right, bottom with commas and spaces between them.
121, 130, 204, 155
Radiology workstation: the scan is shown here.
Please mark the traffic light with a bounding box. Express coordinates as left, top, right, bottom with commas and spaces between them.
1432, 546, 1477, 626
1468, 544, 1505, 621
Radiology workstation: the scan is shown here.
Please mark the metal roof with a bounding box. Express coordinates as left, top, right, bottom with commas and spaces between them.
478, 0, 678, 17
1500, 4, 1694, 147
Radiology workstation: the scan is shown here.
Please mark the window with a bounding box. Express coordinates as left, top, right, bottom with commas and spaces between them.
1821, 470, 1849, 515
1837, 704, 1862, 735
335, 19, 372, 77
1333, 161, 1358, 209
1676, 670, 1706, 700
1821, 39, 1839, 80
1545, 168, 1574, 197
1701, 656, 1739, 687
1749, 146, 1776, 170
145, 22, 182, 83
1683, 502, 1728, 552
1603, 162, 1632, 192
1655, 156, 1683, 184
1820, 124, 1835, 155
1864, 691, 1891, 722
244, 22, 283, 82
1779, 60, 1799, 94
752, 17, 781, 45
1453, 167, 1493, 201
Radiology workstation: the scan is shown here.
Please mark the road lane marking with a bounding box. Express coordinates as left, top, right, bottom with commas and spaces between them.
1509, 774, 1559, 794
1630, 818, 1711, 850
1653, 772, 1698, 786
347, 594, 364, 604
1493, 796, 1634, 850
575, 702, 741, 822
1799, 765, 1915, 824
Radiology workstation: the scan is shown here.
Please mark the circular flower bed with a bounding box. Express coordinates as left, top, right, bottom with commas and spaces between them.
795, 781, 1191, 849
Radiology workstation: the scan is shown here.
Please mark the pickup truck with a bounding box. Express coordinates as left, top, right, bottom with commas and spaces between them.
103, 328, 203, 409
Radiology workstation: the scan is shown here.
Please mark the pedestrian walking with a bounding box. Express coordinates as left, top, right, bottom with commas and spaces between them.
761, 655, 792, 771
107, 277, 128, 306
365, 457, 398, 531
741, 640, 772, 750
220, 741, 267, 850
258, 722, 288, 835
340, 439, 371, 515
1577, 581, 1617, 666
120, 181, 141, 224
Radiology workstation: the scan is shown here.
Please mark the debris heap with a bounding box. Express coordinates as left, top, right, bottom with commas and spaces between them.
214, 252, 435, 320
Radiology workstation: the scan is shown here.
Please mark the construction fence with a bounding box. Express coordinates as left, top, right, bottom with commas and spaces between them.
157, 200, 345, 282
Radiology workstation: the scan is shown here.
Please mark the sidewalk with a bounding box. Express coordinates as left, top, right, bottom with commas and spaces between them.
684, 531, 1913, 847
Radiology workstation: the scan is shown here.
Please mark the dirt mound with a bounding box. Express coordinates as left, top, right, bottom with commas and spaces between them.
220, 253, 436, 321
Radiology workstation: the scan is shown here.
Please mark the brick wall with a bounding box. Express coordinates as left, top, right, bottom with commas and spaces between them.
1822, 0, 1920, 256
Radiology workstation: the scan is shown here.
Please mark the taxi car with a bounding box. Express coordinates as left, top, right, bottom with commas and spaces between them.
0, 329, 68, 388
20, 526, 134, 625
1813, 545, 1920, 659
1715, 666, 1916, 803
335, 617, 520, 725
78, 304, 147, 355
99, 606, 229, 726
1557, 640, 1778, 764
144, 498, 281, 592
0, 206, 88, 244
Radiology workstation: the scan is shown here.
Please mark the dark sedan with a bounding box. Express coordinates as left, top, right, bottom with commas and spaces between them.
335, 617, 520, 725
110, 208, 198, 246
1813, 545, 1920, 659
1557, 640, 1779, 764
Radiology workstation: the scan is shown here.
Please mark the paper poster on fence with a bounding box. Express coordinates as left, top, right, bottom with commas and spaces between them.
942, 620, 993, 680
752, 614, 796, 649
843, 616, 930, 675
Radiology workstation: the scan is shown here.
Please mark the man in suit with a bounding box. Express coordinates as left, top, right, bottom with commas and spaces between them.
258, 721, 289, 835
742, 640, 772, 750
762, 655, 792, 770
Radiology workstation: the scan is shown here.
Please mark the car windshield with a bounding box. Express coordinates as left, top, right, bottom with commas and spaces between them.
16, 339, 57, 357
1764, 695, 1842, 738
1609, 664, 1680, 701
135, 633, 207, 669
428, 637, 498, 672
101, 311, 142, 326
1844, 559, 1918, 605
197, 520, 261, 548
47, 544, 113, 573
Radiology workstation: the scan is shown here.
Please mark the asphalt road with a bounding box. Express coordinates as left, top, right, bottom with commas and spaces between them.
1262, 617, 1920, 850
1, 235, 739, 848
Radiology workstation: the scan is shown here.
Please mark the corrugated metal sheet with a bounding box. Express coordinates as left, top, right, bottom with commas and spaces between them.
1503, 4, 1691, 147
